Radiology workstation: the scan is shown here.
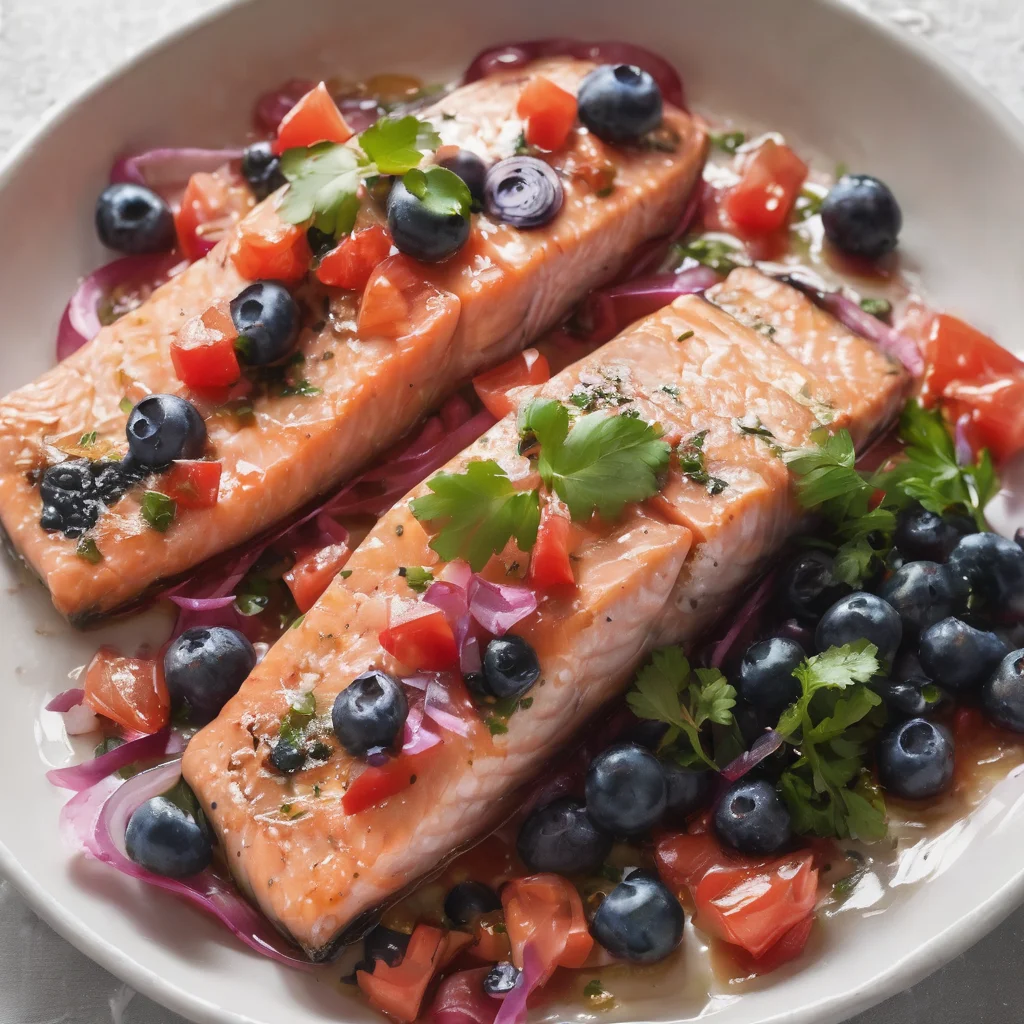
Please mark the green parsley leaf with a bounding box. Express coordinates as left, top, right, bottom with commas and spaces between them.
710, 130, 745, 154
279, 142, 361, 236
410, 460, 540, 572
119, 396, 134, 415
401, 166, 472, 219
75, 537, 103, 563
280, 378, 322, 397
518, 398, 671, 522
399, 565, 435, 593
626, 647, 736, 770
859, 297, 892, 320
358, 116, 441, 175
679, 430, 728, 495
234, 574, 273, 616
668, 236, 743, 275
291, 691, 316, 716
140, 491, 175, 532
79, 430, 97, 448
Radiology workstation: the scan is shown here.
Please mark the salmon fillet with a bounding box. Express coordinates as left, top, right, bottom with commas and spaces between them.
183, 285, 907, 958
0, 58, 707, 624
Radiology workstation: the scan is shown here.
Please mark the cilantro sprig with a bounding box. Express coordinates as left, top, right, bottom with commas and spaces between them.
776, 642, 888, 841
626, 647, 736, 770
678, 430, 728, 495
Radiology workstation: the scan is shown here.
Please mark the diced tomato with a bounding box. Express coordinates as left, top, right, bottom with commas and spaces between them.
316, 225, 393, 291
502, 874, 594, 983
724, 140, 807, 237
944, 379, 1024, 464
170, 300, 241, 390
529, 502, 575, 589
230, 202, 312, 282
162, 460, 222, 510
343, 753, 420, 815
727, 914, 814, 977
273, 82, 353, 154
83, 646, 169, 734
655, 831, 818, 960
175, 171, 255, 262
472, 348, 550, 419
357, 923, 470, 1022
284, 542, 351, 613
379, 600, 458, 671
469, 909, 512, 963
516, 76, 578, 152
357, 254, 461, 343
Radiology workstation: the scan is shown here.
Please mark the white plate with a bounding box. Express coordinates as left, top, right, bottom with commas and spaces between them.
1, 1, 1023, 1022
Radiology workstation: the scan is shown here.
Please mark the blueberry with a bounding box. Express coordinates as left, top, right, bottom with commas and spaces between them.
590, 872, 683, 963
480, 635, 540, 700
483, 157, 563, 229
871, 677, 942, 720
877, 718, 954, 799
229, 281, 300, 366
584, 743, 667, 836
660, 763, 714, 823
443, 881, 501, 925
516, 796, 611, 874
95, 183, 175, 254
948, 532, 1024, 617
815, 592, 902, 662
779, 549, 851, 623
918, 616, 1009, 693
880, 561, 964, 638
623, 718, 670, 751
386, 175, 470, 262
982, 650, 1024, 732
92, 456, 145, 504
331, 670, 407, 756
126, 394, 207, 468
39, 460, 101, 537
894, 506, 974, 563
163, 626, 257, 721
438, 150, 488, 205
125, 795, 212, 878
269, 739, 306, 774
737, 638, 804, 716
577, 64, 663, 144
820, 174, 902, 259
713, 778, 792, 855
240, 140, 286, 201
363, 925, 409, 968
484, 962, 520, 997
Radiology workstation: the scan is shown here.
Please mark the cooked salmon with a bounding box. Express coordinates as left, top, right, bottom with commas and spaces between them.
0, 58, 707, 624
182, 285, 907, 959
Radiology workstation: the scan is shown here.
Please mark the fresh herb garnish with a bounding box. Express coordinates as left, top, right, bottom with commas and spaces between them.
118, 396, 134, 415
140, 491, 175, 532
626, 647, 736, 769
75, 537, 103, 563
79, 431, 97, 448
776, 641, 888, 841
280, 378, 322, 397
234, 574, 274, 616
670, 236, 743, 275
279, 142, 362, 236
401, 166, 472, 219
399, 566, 435, 593
518, 398, 671, 522
583, 980, 614, 1006
677, 330, 695, 342
358, 115, 441, 175
859, 297, 892, 320
710, 130, 746, 154
793, 188, 825, 222
678, 430, 728, 495
410, 460, 540, 572
483, 694, 534, 736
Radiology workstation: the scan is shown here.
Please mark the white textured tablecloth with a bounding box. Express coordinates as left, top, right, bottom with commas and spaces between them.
1, 1, 1022, 1021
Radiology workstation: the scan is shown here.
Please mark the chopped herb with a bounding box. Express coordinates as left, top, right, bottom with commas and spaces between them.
832, 868, 866, 898
486, 718, 509, 736
793, 188, 825, 222
518, 398, 671, 522
678, 430, 728, 495
75, 537, 103, 563
234, 574, 274, 616
626, 646, 736, 769
290, 614, 305, 630
399, 566, 435, 593
358, 115, 441, 175
583, 979, 615, 1007
859, 297, 893, 320
313, 783, 321, 798
736, 415, 777, 440
339, 569, 353, 579
513, 130, 531, 155
280, 378, 322, 397
670, 235, 742, 275
140, 491, 175, 532
659, 384, 681, 400
677, 330, 695, 342
280, 802, 306, 820
777, 641, 888, 841
483, 693, 533, 734
78, 431, 97, 448
568, 381, 631, 412
710, 130, 746, 154
234, 334, 253, 361
411, 460, 540, 572
119, 396, 134, 415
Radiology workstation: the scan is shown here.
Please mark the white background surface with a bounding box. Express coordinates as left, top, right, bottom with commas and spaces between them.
1, 1, 1022, 1022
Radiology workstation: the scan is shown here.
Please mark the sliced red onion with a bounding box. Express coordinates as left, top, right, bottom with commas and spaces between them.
601, 266, 722, 330
168, 595, 237, 613
62, 761, 311, 968
426, 580, 470, 624
424, 679, 472, 738
722, 729, 784, 782
402, 673, 434, 692
57, 253, 185, 360
709, 570, 778, 670
401, 700, 443, 756
314, 512, 349, 547
955, 412, 975, 466
46, 688, 85, 713
440, 559, 473, 590
47, 728, 183, 793
463, 39, 685, 109
110, 148, 242, 196
457, 618, 483, 677
493, 943, 543, 1024
467, 577, 537, 636
626, 174, 706, 279
365, 746, 391, 767
430, 968, 500, 1024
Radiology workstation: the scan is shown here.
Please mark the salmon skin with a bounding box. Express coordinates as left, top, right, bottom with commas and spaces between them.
183, 275, 907, 959
0, 58, 707, 624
